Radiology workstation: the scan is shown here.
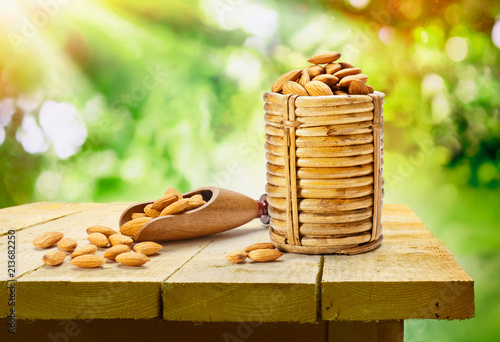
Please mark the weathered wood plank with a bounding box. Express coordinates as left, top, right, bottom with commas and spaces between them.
0, 318, 327, 342
322, 204, 474, 321
0, 202, 99, 235
12, 203, 217, 320
329, 320, 403, 342
163, 220, 322, 323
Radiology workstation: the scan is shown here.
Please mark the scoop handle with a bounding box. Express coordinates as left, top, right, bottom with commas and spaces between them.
256, 194, 270, 225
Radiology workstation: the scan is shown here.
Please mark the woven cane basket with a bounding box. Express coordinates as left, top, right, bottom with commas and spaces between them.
263, 91, 385, 255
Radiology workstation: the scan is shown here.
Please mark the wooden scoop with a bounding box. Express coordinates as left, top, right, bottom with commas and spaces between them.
119, 187, 270, 242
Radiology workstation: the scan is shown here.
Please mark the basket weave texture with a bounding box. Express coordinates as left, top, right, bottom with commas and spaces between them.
263, 91, 385, 255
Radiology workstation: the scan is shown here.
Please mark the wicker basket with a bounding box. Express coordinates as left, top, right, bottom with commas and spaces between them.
263, 91, 385, 255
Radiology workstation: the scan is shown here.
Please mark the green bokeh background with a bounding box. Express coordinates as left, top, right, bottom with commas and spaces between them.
1, 0, 499, 340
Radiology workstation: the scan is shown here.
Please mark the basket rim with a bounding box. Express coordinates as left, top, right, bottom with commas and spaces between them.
263, 91, 385, 107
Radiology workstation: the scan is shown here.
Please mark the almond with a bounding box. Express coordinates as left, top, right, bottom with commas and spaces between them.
43, 249, 66, 266
190, 194, 204, 201
248, 249, 284, 262
334, 67, 362, 79
87, 233, 109, 248
312, 74, 339, 86
282, 81, 309, 96
70, 244, 97, 258
348, 79, 369, 95
103, 244, 130, 260
297, 69, 310, 88
115, 252, 150, 266
305, 81, 334, 96
243, 243, 276, 253
109, 234, 134, 246
338, 74, 368, 87
184, 198, 206, 212
151, 193, 178, 211
305, 65, 324, 78
324, 63, 341, 74
165, 187, 183, 200
70, 255, 106, 268
131, 212, 148, 219
366, 85, 374, 93
307, 51, 341, 64
339, 62, 355, 69
226, 249, 247, 264
160, 199, 190, 216
33, 231, 64, 248
120, 217, 152, 236
133, 242, 163, 256
144, 204, 161, 218
57, 237, 77, 252
334, 90, 349, 96
271, 69, 302, 93
86, 225, 117, 237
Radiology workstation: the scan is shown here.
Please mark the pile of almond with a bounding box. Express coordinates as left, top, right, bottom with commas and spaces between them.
33, 186, 205, 269
271, 51, 374, 96
121, 187, 206, 236
226, 243, 283, 263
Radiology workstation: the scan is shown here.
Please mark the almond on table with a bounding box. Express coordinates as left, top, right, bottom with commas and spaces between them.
88, 232, 109, 248
43, 250, 66, 266
86, 225, 117, 237
70, 255, 106, 268
33, 231, 64, 248
57, 237, 78, 252
104, 245, 130, 260
115, 252, 150, 266
71, 244, 97, 258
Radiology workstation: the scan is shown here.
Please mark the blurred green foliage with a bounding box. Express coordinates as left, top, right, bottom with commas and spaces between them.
0, 0, 499, 340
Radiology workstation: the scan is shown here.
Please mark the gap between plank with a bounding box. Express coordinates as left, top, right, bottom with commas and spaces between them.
316, 255, 324, 323
0, 210, 85, 237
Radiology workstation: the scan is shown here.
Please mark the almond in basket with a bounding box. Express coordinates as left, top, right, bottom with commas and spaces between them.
270, 51, 375, 96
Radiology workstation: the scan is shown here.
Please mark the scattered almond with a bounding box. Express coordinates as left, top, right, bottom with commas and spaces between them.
86, 225, 117, 237
87, 233, 108, 247
70, 255, 106, 268
87, 233, 109, 248
243, 242, 276, 253
43, 249, 66, 266
307, 51, 341, 64
70, 244, 97, 258
133, 242, 163, 256
248, 249, 284, 262
57, 237, 77, 252
33, 231, 64, 248
120, 217, 152, 236
108, 234, 134, 246
104, 244, 130, 260
144, 204, 160, 218
271, 69, 302, 93
115, 252, 150, 266
226, 249, 248, 264
283, 81, 309, 96
305, 81, 334, 96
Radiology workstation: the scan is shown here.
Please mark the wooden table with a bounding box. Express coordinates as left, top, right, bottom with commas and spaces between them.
0, 203, 474, 341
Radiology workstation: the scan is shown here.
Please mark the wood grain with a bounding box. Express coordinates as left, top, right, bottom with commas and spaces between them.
0, 202, 99, 235
163, 220, 322, 322
322, 204, 475, 321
